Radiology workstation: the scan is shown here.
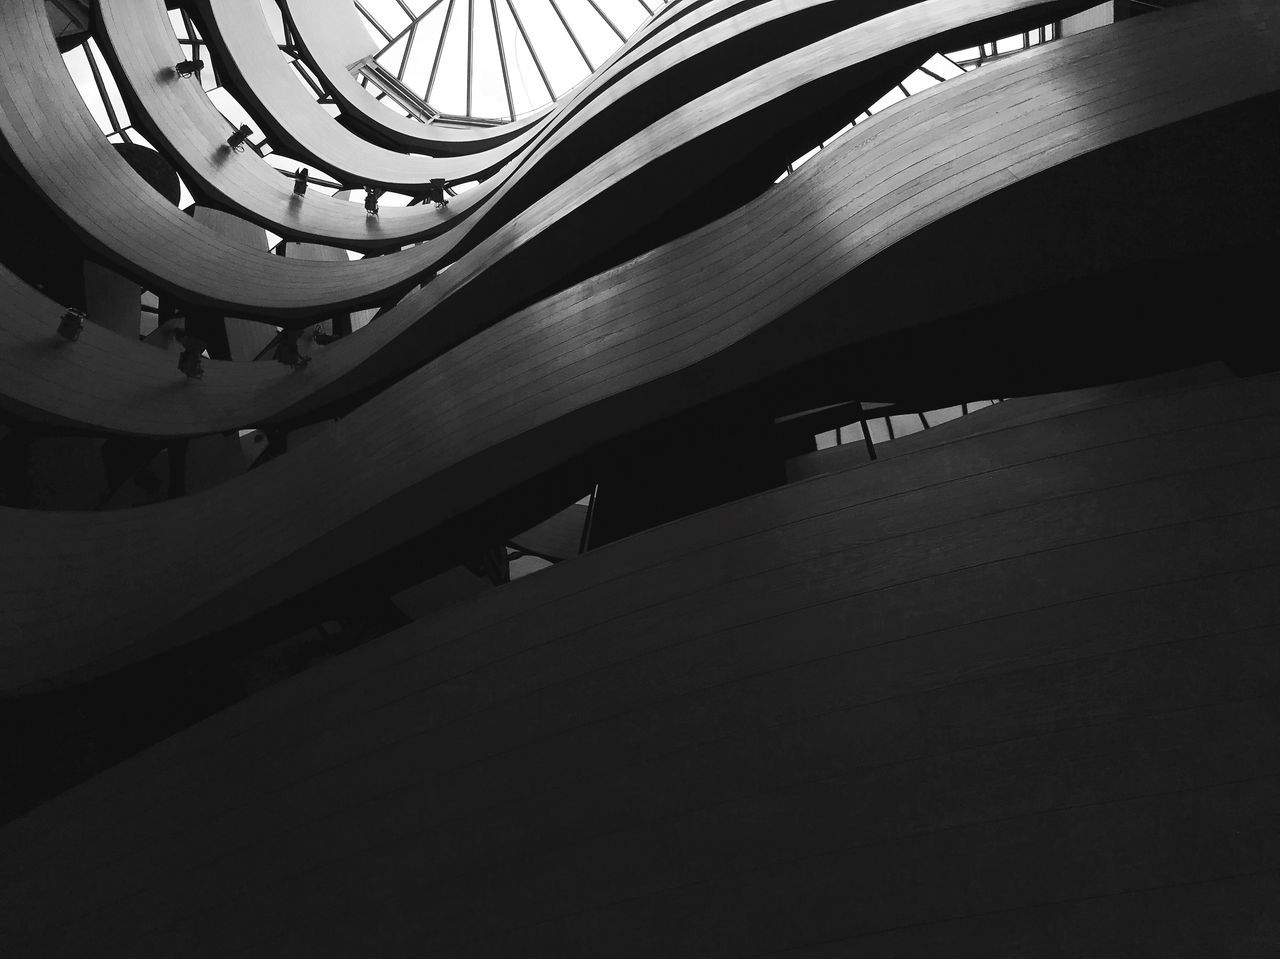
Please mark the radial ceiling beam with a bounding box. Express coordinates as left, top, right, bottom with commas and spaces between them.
547, 0, 595, 71
427, 0, 459, 102
491, 0, 517, 119
503, 0, 555, 99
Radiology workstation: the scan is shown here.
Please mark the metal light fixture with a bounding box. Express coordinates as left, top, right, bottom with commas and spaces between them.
57, 308, 86, 341
227, 124, 252, 152
174, 329, 206, 379
429, 178, 449, 209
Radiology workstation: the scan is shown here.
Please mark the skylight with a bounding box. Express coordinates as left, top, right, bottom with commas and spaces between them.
354, 0, 664, 122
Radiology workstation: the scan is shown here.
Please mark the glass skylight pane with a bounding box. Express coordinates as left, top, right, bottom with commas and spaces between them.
87, 40, 131, 129
865, 419, 891, 445
402, 4, 450, 91
264, 153, 300, 173
380, 32, 412, 77
62, 46, 113, 134
363, 0, 660, 118
208, 88, 261, 136
594, 0, 647, 35
901, 70, 938, 95
924, 407, 964, 427
889, 414, 924, 437
525, 0, 593, 87
430, 6, 470, 112
868, 86, 907, 113
471, 0, 510, 118
362, 0, 413, 33
923, 52, 965, 80
498, 1, 551, 109
838, 423, 866, 446
558, 0, 623, 64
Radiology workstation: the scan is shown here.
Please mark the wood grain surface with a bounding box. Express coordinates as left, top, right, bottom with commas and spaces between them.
1, 368, 1276, 956
1, 0, 1094, 437
0, 1, 1274, 689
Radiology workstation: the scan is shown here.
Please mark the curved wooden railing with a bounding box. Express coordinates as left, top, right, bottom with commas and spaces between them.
1, 0, 1088, 438
0, 0, 1273, 690
2, 364, 1277, 955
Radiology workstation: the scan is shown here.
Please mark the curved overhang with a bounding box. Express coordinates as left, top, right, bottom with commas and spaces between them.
0, 0, 1274, 692
1, 0, 1093, 440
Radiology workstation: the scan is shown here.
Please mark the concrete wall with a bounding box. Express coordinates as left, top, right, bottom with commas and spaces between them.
2, 369, 1277, 956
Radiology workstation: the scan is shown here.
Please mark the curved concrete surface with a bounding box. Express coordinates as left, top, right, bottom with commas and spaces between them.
0, 0, 435, 317
0, 0, 1272, 690
1, 0, 1084, 436
1, 369, 1277, 955
103, 0, 901, 249
0, 263, 290, 436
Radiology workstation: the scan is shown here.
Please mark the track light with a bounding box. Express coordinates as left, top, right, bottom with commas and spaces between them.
429, 177, 449, 209
178, 349, 205, 379
57, 308, 86, 341
175, 58, 204, 78
276, 332, 311, 370
364, 187, 380, 217
227, 124, 252, 152
293, 167, 308, 196
173, 329, 206, 379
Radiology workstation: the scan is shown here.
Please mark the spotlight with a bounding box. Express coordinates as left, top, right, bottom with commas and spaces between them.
178, 349, 205, 379
429, 177, 449, 209
57, 308, 86, 341
364, 187, 380, 217
227, 124, 252, 152
175, 58, 204, 78
276, 333, 311, 370
293, 167, 309, 196
174, 329, 207, 379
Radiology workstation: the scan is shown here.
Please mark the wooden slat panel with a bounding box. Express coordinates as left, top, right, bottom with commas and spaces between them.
0, 0, 1273, 687
1, 370, 1276, 956
0, 0, 1098, 436
95, 0, 460, 248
